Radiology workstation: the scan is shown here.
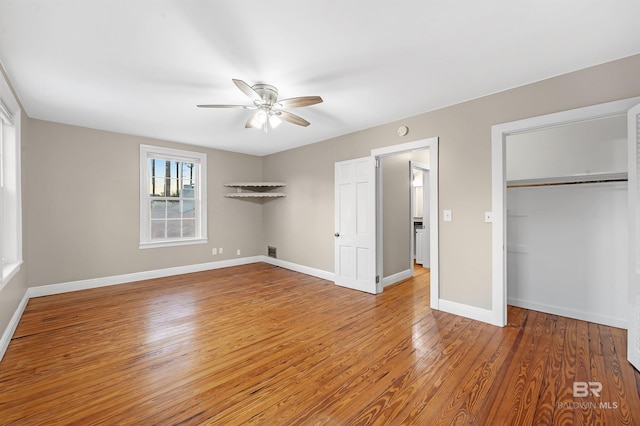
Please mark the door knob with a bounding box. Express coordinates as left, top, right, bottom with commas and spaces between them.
334, 232, 340, 237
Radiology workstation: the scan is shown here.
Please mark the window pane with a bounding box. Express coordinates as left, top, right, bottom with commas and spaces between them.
183, 200, 195, 218
150, 200, 166, 219
169, 161, 179, 179
182, 184, 195, 199
167, 220, 181, 238
150, 178, 165, 197
150, 159, 165, 178
151, 220, 166, 239
167, 200, 181, 218
182, 219, 195, 238
182, 162, 195, 185
168, 178, 180, 197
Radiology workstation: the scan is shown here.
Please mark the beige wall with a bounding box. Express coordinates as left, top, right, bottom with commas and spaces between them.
25, 120, 264, 287
3, 54, 640, 342
382, 153, 411, 277
263, 54, 640, 310
261, 129, 400, 272
382, 150, 429, 277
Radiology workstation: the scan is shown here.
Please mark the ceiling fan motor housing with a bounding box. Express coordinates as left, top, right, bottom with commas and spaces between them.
252, 84, 278, 106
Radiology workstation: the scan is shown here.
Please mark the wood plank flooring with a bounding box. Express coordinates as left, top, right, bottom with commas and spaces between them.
1, 262, 639, 425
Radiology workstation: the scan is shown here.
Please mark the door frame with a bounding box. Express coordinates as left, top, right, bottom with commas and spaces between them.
628, 102, 640, 371
372, 137, 439, 309
491, 96, 640, 327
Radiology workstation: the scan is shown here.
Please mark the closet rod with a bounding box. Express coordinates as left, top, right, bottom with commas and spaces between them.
507, 178, 628, 189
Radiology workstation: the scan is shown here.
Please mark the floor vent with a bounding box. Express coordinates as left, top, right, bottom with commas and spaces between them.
268, 246, 277, 258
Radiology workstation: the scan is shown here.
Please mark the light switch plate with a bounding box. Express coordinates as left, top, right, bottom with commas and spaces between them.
485, 212, 493, 223
443, 210, 452, 222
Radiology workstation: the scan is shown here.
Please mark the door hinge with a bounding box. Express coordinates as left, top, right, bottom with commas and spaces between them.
376, 275, 380, 284
375, 158, 380, 168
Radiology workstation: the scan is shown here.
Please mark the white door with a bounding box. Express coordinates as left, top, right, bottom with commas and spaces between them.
628, 103, 640, 371
334, 156, 378, 294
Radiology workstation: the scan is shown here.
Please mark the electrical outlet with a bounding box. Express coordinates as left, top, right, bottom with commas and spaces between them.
236, 249, 241, 256
219, 247, 223, 254
212, 248, 217, 255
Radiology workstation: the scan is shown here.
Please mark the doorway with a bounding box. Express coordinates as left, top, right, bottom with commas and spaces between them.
491, 96, 640, 327
411, 162, 429, 270
372, 137, 440, 309
505, 116, 628, 328
377, 151, 429, 286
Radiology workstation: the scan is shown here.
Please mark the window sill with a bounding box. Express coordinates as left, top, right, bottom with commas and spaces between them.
139, 238, 208, 250
0, 260, 23, 292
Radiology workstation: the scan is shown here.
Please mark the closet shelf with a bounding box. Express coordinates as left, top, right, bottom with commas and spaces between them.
507, 172, 628, 188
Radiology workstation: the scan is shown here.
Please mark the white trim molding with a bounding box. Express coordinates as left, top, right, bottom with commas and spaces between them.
1, 256, 335, 362
491, 96, 640, 327
371, 139, 436, 158
438, 299, 496, 325
371, 137, 440, 310
382, 269, 412, 287
508, 297, 627, 330
0, 71, 23, 293
0, 291, 30, 362
28, 256, 333, 300
261, 256, 334, 281
139, 144, 208, 250
29, 257, 263, 298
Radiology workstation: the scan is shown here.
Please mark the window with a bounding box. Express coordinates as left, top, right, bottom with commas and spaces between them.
139, 145, 207, 248
0, 73, 22, 291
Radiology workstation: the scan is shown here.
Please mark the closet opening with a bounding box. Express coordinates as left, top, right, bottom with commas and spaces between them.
505, 114, 628, 328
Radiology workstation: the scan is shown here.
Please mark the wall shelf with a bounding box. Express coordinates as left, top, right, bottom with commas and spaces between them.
223, 182, 286, 199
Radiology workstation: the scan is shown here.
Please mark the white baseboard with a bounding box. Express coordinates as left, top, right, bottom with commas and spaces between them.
260, 256, 334, 281
29, 256, 264, 298
2, 256, 330, 362
0, 291, 30, 362
438, 299, 496, 325
382, 269, 412, 287
26, 256, 333, 300
508, 297, 627, 329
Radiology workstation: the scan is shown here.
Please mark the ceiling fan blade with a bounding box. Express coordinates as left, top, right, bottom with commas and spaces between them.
233, 79, 262, 103
197, 104, 247, 108
277, 96, 323, 108
278, 111, 311, 127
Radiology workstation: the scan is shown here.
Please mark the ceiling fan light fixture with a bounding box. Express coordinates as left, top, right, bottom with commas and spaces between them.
254, 109, 268, 125
269, 113, 282, 128
198, 79, 323, 131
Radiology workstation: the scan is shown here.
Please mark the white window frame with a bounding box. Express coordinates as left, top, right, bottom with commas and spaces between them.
0, 73, 23, 291
139, 144, 207, 249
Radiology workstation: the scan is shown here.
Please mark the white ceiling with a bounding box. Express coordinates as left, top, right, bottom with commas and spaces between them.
1, 1, 639, 156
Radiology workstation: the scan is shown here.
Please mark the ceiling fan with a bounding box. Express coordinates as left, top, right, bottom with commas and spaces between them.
197, 79, 323, 131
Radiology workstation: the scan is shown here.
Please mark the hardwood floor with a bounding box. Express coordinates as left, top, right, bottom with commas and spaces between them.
1, 263, 639, 425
